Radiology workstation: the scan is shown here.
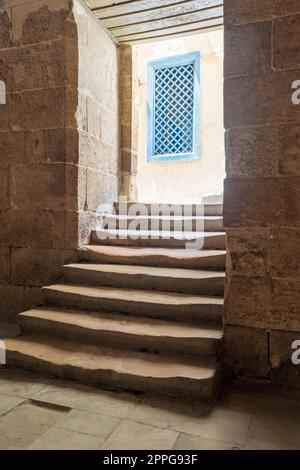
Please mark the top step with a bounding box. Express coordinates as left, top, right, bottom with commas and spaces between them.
114, 202, 223, 217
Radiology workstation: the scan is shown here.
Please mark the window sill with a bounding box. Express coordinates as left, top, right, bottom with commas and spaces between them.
147, 154, 200, 162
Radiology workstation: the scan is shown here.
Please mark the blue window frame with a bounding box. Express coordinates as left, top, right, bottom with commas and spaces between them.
147, 52, 200, 162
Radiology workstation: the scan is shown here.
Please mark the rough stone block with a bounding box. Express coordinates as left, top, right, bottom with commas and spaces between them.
270, 330, 300, 385
0, 284, 43, 322
65, 129, 79, 164
65, 164, 86, 211
224, 22, 271, 77
0, 131, 25, 167
269, 228, 300, 278
121, 103, 132, 128
121, 123, 137, 153
227, 228, 268, 276
0, 100, 9, 131
27, 129, 70, 164
15, 2, 69, 46
225, 274, 272, 328
225, 0, 300, 25
64, 210, 102, 249
62, 210, 79, 249
78, 131, 111, 173
224, 71, 300, 128
224, 177, 300, 227
279, 125, 300, 176
86, 169, 117, 212
10, 87, 66, 130
11, 163, 65, 210
0, 44, 45, 92
120, 45, 132, 75
0, 246, 10, 283
66, 88, 87, 132
271, 278, 300, 331
87, 96, 101, 138
25, 130, 45, 163
273, 14, 300, 70
101, 106, 119, 147
0, 10, 12, 49
224, 325, 269, 378
79, 49, 114, 110
78, 210, 103, 247
225, 127, 279, 177
0, 168, 9, 209
110, 145, 120, 176
45, 39, 66, 87
121, 150, 137, 175
45, 129, 66, 163
12, 247, 77, 287
0, 209, 58, 249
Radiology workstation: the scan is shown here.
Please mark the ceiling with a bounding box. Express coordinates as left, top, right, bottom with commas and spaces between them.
86, 0, 224, 45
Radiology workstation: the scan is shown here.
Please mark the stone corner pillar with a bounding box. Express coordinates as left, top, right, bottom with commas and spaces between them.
119, 44, 138, 201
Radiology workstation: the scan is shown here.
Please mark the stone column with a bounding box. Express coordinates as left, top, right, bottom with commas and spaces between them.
223, 0, 300, 386
119, 45, 138, 201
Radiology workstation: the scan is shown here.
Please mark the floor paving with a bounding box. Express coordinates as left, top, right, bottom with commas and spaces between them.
0, 368, 299, 450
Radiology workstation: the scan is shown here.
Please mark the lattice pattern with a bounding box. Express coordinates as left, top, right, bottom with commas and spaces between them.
154, 63, 194, 156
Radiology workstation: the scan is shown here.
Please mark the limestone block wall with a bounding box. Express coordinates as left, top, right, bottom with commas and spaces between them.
224, 0, 300, 386
119, 45, 138, 200
73, 0, 120, 238
0, 0, 79, 322
0, 0, 120, 322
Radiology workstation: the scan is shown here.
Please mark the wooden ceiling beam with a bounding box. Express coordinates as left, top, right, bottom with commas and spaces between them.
117, 17, 223, 43
118, 23, 223, 44
110, 11, 223, 36
98, 2, 222, 29
91, 0, 222, 19
85, 0, 224, 45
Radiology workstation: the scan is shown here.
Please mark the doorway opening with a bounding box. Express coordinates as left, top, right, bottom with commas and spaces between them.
131, 29, 225, 204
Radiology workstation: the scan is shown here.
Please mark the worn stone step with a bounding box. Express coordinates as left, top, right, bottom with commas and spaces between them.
5, 336, 218, 400
63, 263, 225, 296
80, 246, 226, 270
91, 230, 226, 250
114, 201, 223, 217
42, 284, 224, 324
19, 307, 223, 358
103, 215, 224, 232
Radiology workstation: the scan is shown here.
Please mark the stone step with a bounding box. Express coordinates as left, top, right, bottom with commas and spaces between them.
91, 230, 226, 250
103, 215, 224, 232
81, 246, 226, 270
63, 264, 225, 296
5, 336, 218, 400
114, 201, 223, 217
19, 307, 223, 358
42, 284, 224, 324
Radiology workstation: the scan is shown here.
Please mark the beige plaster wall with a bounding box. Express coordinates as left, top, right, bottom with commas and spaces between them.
134, 29, 225, 204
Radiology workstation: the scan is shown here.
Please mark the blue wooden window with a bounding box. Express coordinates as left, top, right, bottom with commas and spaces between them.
147, 52, 200, 162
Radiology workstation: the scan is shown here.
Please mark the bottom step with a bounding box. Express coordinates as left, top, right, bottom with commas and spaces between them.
5, 336, 218, 401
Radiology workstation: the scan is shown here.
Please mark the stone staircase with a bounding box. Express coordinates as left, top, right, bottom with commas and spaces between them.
5, 202, 226, 401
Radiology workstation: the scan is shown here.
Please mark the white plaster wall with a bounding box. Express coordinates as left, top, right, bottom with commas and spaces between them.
134, 29, 225, 204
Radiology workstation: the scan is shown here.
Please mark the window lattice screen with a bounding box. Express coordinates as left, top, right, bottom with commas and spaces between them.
154, 63, 195, 156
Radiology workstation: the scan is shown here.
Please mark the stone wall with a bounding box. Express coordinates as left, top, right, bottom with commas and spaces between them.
224, 0, 300, 386
73, 0, 120, 235
119, 45, 138, 200
0, 0, 120, 322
